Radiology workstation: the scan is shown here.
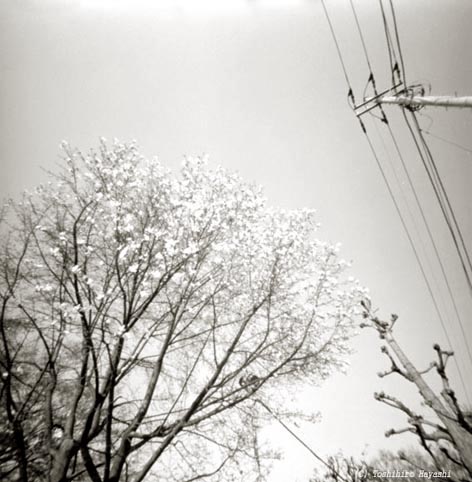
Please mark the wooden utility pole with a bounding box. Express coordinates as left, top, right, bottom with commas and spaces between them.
379, 95, 472, 110
355, 87, 472, 117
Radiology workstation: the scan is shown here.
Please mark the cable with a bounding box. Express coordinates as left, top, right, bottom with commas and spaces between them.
320, 0, 356, 105
417, 109, 434, 133
348, 0, 390, 125
378, 121, 472, 397
423, 129, 472, 155
375, 121, 453, 332
388, 0, 407, 86
256, 400, 351, 482
405, 110, 472, 295
363, 121, 472, 404
400, 109, 472, 400
378, 0, 399, 85
324, 0, 472, 399
402, 114, 456, 266
344, 0, 472, 380
350, 0, 387, 119
349, 0, 373, 73
363, 127, 440, 323
376, 53, 472, 393
375, 121, 448, 320
386, 122, 472, 368
413, 112, 472, 291
413, 114, 472, 276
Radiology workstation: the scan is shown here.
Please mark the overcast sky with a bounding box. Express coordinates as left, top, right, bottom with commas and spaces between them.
1, 1, 471, 480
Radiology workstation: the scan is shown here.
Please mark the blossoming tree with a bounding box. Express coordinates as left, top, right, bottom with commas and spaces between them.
0, 141, 365, 482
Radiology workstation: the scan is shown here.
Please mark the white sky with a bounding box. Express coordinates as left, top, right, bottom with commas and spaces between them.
1, 1, 471, 480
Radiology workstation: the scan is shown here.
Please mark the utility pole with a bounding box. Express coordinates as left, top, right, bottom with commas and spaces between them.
379, 95, 472, 110
355, 85, 472, 117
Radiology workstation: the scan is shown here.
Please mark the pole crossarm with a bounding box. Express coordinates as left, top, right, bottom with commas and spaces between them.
354, 81, 403, 117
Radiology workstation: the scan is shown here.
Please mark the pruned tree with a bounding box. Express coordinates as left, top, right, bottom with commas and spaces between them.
0, 141, 365, 482
360, 300, 472, 479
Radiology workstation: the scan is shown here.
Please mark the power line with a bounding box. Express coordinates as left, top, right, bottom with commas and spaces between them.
378, 0, 399, 85
414, 111, 472, 284
321, 0, 472, 400
374, 120, 452, 316
349, 0, 373, 74
413, 113, 472, 277
389, 123, 472, 365
374, 121, 448, 315
400, 111, 472, 395
403, 110, 472, 296
377, 120, 472, 398
347, 1, 391, 130
350, 0, 388, 118
388, 0, 407, 86
423, 129, 472, 155
320, 0, 355, 106
256, 400, 350, 482
366, 125, 472, 405
375, 0, 472, 389
348, 2, 463, 359
362, 125, 441, 324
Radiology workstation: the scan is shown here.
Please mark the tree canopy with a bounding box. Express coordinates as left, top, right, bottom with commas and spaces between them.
0, 141, 365, 482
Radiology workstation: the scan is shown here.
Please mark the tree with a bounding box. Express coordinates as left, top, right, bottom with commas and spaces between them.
0, 140, 364, 482
360, 300, 472, 479
309, 302, 472, 482
309, 452, 370, 482
309, 448, 469, 482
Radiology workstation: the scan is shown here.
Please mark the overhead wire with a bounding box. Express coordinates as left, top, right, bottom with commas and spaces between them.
357, 1, 472, 399
364, 121, 467, 393
388, 0, 407, 86
256, 400, 351, 482
320, 0, 356, 106
364, 122, 470, 404
361, 126, 429, 296
349, 0, 372, 74
374, 121, 448, 317
378, 0, 399, 85
412, 113, 472, 278
322, 0, 472, 399
374, 121, 451, 316
351, 0, 385, 123
389, 0, 472, 280
399, 111, 472, 402
368, 1, 469, 318
417, 109, 434, 132
423, 129, 472, 154
403, 109, 472, 296
377, 0, 472, 384
378, 123, 472, 399
384, 0, 467, 270
387, 121, 472, 366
